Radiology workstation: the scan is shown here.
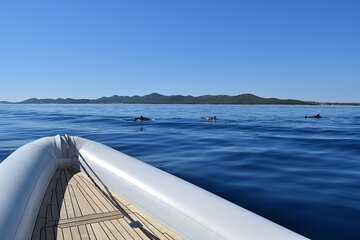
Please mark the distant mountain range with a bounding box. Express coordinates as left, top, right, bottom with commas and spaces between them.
0, 93, 358, 105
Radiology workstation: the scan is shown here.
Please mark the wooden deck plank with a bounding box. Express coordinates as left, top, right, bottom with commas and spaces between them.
99, 221, 117, 240
76, 178, 109, 214
85, 224, 97, 240
46, 204, 53, 223
78, 174, 122, 209
65, 170, 83, 218
77, 175, 116, 212
117, 218, 146, 239
56, 227, 64, 240
66, 169, 96, 215
91, 222, 110, 239
126, 217, 156, 240
163, 233, 177, 240
32, 167, 181, 240
76, 182, 103, 214
39, 170, 61, 218
109, 220, 129, 240
51, 186, 60, 222
46, 226, 55, 240
57, 211, 124, 228
69, 184, 83, 218
32, 217, 46, 240
57, 171, 68, 220
131, 212, 165, 238
61, 169, 74, 219
78, 225, 90, 240
39, 227, 46, 240
70, 226, 81, 240
62, 228, 72, 240
63, 186, 75, 219
72, 181, 96, 216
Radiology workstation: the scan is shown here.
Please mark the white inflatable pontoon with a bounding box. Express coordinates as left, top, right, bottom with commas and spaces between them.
0, 135, 308, 240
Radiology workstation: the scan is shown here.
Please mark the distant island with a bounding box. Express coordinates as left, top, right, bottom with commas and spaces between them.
0, 93, 359, 105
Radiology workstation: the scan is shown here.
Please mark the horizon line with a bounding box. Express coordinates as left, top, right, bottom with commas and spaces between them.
1, 93, 359, 105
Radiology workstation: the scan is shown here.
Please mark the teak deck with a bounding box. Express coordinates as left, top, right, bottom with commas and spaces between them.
32, 168, 180, 240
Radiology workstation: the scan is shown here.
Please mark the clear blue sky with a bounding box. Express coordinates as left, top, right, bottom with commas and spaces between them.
0, 0, 359, 102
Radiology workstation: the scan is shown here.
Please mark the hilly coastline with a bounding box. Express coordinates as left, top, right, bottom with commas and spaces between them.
1, 93, 358, 105
1, 93, 315, 105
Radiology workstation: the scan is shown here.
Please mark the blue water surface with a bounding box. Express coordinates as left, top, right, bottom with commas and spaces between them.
0, 104, 359, 239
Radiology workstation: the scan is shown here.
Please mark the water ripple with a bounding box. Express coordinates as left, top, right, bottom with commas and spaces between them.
0, 104, 360, 239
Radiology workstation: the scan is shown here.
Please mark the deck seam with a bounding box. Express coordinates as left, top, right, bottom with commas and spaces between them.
76, 182, 103, 213
115, 219, 135, 240
70, 184, 83, 216
77, 176, 107, 212
109, 219, 127, 240
60, 169, 69, 219
86, 224, 98, 240
78, 175, 115, 212
101, 221, 117, 240
51, 211, 124, 228
97, 222, 111, 240
32, 168, 181, 240
64, 170, 77, 214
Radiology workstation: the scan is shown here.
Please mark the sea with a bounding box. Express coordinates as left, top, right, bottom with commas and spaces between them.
0, 104, 359, 239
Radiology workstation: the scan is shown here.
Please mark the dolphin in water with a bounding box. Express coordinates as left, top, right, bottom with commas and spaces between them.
129, 115, 153, 122
305, 113, 321, 119
202, 115, 217, 121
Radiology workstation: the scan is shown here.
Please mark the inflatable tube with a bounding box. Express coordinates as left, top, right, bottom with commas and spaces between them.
0, 135, 308, 240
